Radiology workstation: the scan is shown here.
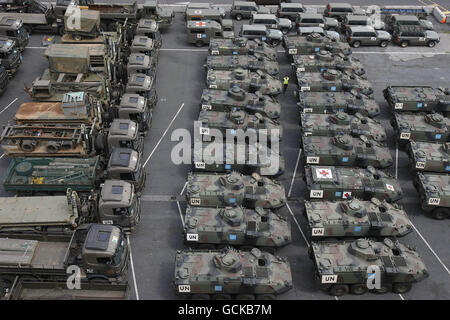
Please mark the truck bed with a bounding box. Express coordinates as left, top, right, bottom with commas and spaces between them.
0, 13, 47, 24
14, 102, 95, 124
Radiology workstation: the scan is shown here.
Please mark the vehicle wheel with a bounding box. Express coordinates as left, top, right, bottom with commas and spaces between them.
260, 246, 276, 254
379, 41, 388, 48
352, 41, 361, 48
271, 40, 280, 47
73, 34, 82, 41
23, 25, 32, 35
236, 294, 255, 300
191, 294, 211, 300
58, 26, 65, 36
431, 208, 450, 220
195, 40, 204, 47
427, 41, 436, 48
198, 244, 216, 250
257, 294, 276, 300
400, 41, 409, 48
329, 284, 349, 297
350, 284, 368, 295
281, 28, 289, 35
235, 14, 243, 21
213, 294, 231, 300
392, 283, 412, 294
373, 283, 392, 294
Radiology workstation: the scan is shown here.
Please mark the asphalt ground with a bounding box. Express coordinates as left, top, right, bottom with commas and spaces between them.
0, 1, 449, 300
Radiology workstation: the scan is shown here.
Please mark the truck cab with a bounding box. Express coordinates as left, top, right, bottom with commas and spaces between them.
107, 148, 146, 192
117, 93, 152, 132
0, 35, 21, 76
130, 35, 157, 59
135, 18, 161, 49
141, 0, 174, 26
126, 53, 155, 79
107, 119, 144, 155
0, 16, 29, 50
125, 73, 157, 108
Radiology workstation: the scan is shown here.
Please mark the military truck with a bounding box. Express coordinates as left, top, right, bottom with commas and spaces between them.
301, 112, 387, 143
186, 20, 233, 47
126, 53, 155, 79
205, 55, 279, 76
304, 165, 403, 202
302, 134, 393, 169
185, 8, 224, 23
0, 16, 29, 50
291, 50, 364, 74
206, 68, 282, 97
3, 149, 145, 193
63, 7, 100, 40
209, 38, 277, 61
297, 91, 380, 118
310, 238, 429, 296
183, 206, 291, 252
0, 223, 129, 296
125, 73, 157, 109
414, 172, 450, 219
304, 198, 413, 240
186, 171, 286, 210
407, 141, 450, 173
0, 35, 21, 76
134, 19, 161, 50
0, 65, 8, 94
129, 35, 157, 59
283, 33, 352, 57
173, 247, 293, 300
201, 87, 281, 119
296, 69, 373, 97
116, 93, 152, 133
391, 113, 449, 146
383, 86, 450, 113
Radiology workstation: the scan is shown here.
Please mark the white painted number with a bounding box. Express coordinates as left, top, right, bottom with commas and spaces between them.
102, 220, 113, 225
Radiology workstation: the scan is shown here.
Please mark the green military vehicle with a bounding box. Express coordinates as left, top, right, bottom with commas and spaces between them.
183, 206, 291, 252
193, 141, 285, 177
297, 91, 380, 118
302, 134, 393, 168
305, 165, 403, 202
201, 87, 281, 119
206, 68, 282, 97
209, 37, 278, 61
0, 65, 8, 94
391, 113, 449, 146
392, 25, 439, 48
283, 33, 352, 57
291, 50, 364, 74
0, 35, 21, 77
129, 35, 158, 59
63, 8, 100, 41
304, 198, 413, 240
414, 173, 450, 219
205, 55, 279, 76
125, 73, 157, 109
0, 16, 29, 50
134, 19, 162, 50
301, 112, 387, 143
173, 247, 293, 300
186, 171, 286, 210
296, 69, 373, 97
383, 86, 450, 113
186, 20, 233, 47
310, 238, 429, 296
117, 93, 152, 133
0, 223, 129, 296
126, 53, 156, 79
407, 141, 450, 173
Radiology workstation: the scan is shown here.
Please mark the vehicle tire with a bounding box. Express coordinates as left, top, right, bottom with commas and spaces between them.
257, 294, 276, 300
197, 244, 215, 250
20, 140, 36, 152
427, 41, 436, 48
400, 41, 409, 48
46, 142, 59, 153
236, 294, 255, 300
329, 284, 349, 297
392, 283, 412, 294
191, 294, 211, 300
350, 284, 368, 295
373, 283, 392, 294
260, 246, 276, 254
195, 40, 204, 47
235, 14, 243, 21
379, 41, 388, 48
212, 294, 231, 300
270, 40, 280, 47
431, 208, 450, 220
58, 26, 65, 36
351, 41, 361, 48
23, 24, 32, 35
74, 35, 82, 41
281, 28, 289, 35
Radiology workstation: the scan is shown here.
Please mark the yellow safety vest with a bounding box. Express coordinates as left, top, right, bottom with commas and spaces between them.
283, 77, 289, 85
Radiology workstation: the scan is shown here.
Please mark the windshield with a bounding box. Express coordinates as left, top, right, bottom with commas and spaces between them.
111, 235, 126, 266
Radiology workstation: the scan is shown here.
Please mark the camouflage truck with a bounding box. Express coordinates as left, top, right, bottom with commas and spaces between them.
125, 73, 157, 109
414, 172, 450, 219
301, 112, 387, 143
201, 87, 281, 119
0, 16, 29, 51
391, 113, 449, 146
296, 69, 373, 97
407, 141, 450, 173
0, 35, 21, 77
193, 141, 285, 177
206, 68, 282, 97
304, 198, 413, 240
205, 55, 279, 76
304, 165, 403, 202
173, 247, 293, 300
302, 134, 393, 169
186, 171, 286, 210
183, 206, 291, 252
297, 91, 380, 118
291, 50, 365, 74
129, 35, 158, 60
198, 109, 282, 142
63, 8, 100, 41
283, 33, 352, 57
310, 238, 429, 296
126, 53, 156, 79
209, 37, 278, 61
383, 86, 450, 114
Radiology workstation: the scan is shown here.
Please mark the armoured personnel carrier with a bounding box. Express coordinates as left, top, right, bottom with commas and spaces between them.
414, 172, 450, 219
173, 247, 293, 300
206, 68, 282, 96
201, 88, 281, 119
292, 50, 364, 74
310, 238, 429, 296
205, 55, 279, 76
302, 134, 393, 168
407, 141, 450, 173
383, 86, 450, 113
186, 171, 286, 210
283, 33, 352, 57
305, 165, 403, 202
297, 91, 380, 118
304, 198, 413, 240
209, 37, 277, 61
183, 206, 291, 251
296, 69, 373, 97
301, 112, 387, 143
391, 112, 449, 146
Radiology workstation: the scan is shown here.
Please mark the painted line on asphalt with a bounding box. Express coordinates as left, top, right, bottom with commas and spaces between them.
0, 154, 4, 160
143, 103, 185, 168
180, 181, 188, 195
285, 202, 309, 248
288, 148, 302, 198
127, 237, 140, 300
0, 98, 18, 116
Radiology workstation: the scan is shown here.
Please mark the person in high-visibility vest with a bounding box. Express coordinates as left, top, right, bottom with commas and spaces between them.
283, 76, 289, 94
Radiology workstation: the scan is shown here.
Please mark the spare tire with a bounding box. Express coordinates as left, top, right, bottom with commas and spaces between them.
20, 140, 37, 152
15, 161, 33, 176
